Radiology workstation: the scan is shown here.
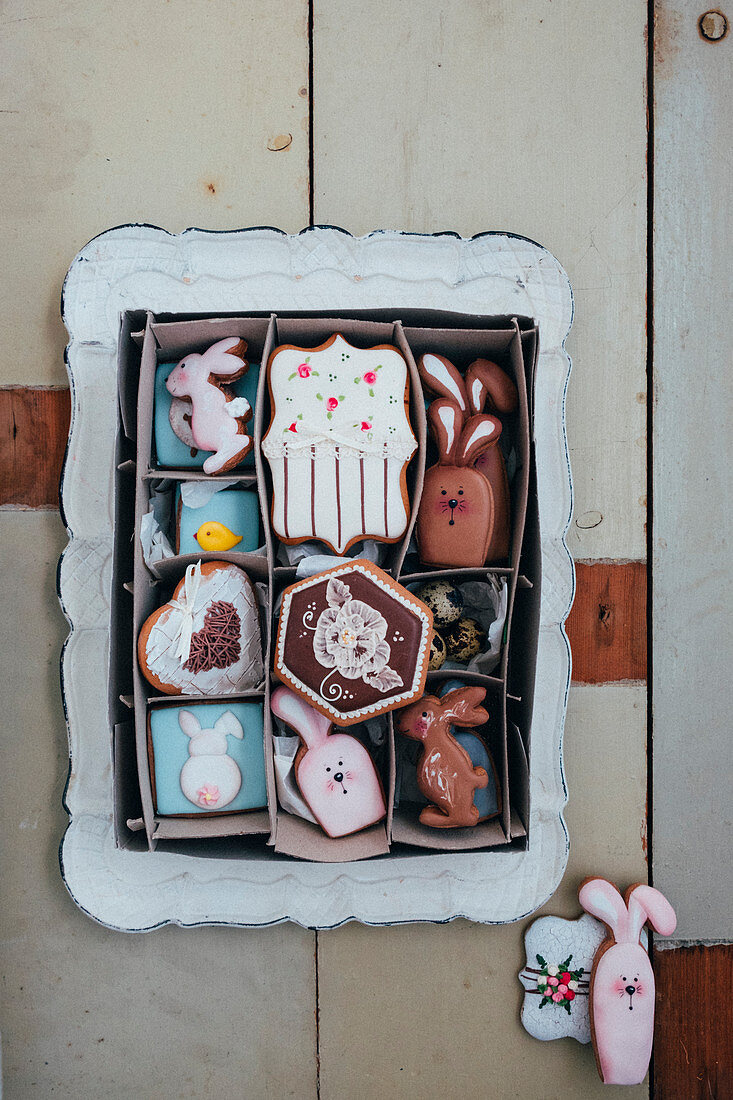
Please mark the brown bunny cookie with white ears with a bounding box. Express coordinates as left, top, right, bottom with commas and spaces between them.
416, 352, 502, 567
417, 354, 516, 565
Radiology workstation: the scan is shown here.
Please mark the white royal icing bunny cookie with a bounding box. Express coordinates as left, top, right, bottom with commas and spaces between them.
166, 337, 253, 474
177, 708, 245, 810
261, 334, 417, 554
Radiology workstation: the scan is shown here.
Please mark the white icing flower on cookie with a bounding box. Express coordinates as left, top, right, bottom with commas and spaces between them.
311, 577, 403, 693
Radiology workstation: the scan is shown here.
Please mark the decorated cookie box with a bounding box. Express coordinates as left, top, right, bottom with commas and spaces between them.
109, 307, 539, 862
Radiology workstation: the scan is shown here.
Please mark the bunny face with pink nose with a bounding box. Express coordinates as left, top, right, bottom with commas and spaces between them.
271, 686, 386, 838
165, 337, 253, 474
178, 708, 244, 810
579, 878, 676, 1085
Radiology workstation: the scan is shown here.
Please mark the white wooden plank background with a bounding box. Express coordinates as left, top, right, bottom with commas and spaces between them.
652, 0, 733, 943
0, 0, 660, 1096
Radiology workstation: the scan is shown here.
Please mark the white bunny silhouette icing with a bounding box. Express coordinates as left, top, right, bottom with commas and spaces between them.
166, 337, 253, 474
178, 708, 244, 810
579, 877, 676, 1085
270, 685, 386, 838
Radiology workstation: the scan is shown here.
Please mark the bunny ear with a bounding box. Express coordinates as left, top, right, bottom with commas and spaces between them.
178, 710, 201, 738
578, 878, 629, 939
455, 414, 502, 467
465, 359, 518, 415
440, 686, 489, 728
270, 686, 332, 751
428, 399, 464, 464
625, 884, 677, 942
202, 337, 248, 376
215, 711, 244, 740
418, 354, 468, 413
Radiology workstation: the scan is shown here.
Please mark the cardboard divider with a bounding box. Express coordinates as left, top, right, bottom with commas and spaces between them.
117, 309, 148, 443
507, 720, 530, 841
113, 720, 145, 851
401, 324, 515, 364
140, 471, 258, 484
497, 320, 533, 682
112, 307, 540, 861
150, 316, 271, 361
153, 813, 271, 841
274, 814, 389, 863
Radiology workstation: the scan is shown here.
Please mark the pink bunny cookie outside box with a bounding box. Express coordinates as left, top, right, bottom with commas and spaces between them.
579, 877, 677, 1086
271, 686, 387, 839
166, 337, 253, 475
262, 333, 417, 554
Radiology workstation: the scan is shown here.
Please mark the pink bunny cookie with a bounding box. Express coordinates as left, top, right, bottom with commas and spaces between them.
579, 877, 677, 1085
270, 685, 386, 839
166, 337, 253, 474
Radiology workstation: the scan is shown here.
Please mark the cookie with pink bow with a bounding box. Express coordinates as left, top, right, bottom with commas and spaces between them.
137, 560, 263, 695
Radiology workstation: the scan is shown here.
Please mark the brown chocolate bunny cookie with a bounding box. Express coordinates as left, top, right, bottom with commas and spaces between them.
398, 686, 490, 827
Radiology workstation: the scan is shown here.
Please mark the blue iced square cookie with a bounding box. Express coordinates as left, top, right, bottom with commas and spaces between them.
175, 486, 261, 554
153, 360, 259, 469
149, 700, 267, 815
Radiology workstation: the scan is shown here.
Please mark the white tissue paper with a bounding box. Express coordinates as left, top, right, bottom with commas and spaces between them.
140, 484, 176, 563
463, 577, 508, 674
140, 511, 175, 563
179, 479, 237, 509
278, 539, 385, 570
271, 729, 318, 823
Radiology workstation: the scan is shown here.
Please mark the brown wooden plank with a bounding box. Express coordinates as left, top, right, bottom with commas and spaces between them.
653, 944, 733, 1099
0, 387, 71, 508
566, 561, 647, 683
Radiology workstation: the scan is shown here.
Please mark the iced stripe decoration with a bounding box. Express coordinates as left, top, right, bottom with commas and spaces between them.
262, 334, 417, 553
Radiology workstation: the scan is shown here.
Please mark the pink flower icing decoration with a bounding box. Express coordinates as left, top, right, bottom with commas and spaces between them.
361, 421, 372, 431
551, 992, 563, 1003
288, 422, 298, 433
326, 397, 339, 412
298, 362, 311, 378
363, 371, 377, 385
196, 784, 220, 807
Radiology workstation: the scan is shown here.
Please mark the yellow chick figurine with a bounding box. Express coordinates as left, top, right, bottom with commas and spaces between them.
193, 521, 243, 551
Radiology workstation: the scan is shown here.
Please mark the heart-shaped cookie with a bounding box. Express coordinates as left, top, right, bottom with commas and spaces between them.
138, 560, 263, 695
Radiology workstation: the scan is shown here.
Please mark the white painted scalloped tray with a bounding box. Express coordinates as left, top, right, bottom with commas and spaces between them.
59, 226, 574, 931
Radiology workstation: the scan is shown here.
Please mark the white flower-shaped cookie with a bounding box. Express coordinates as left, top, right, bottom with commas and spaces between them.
312, 577, 403, 693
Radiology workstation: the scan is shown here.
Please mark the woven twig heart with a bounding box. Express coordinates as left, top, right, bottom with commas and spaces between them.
138, 560, 263, 695
184, 600, 241, 673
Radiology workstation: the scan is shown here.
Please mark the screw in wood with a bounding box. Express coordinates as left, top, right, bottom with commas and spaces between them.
698, 9, 728, 40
